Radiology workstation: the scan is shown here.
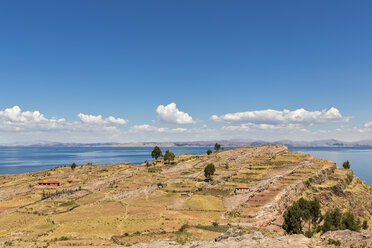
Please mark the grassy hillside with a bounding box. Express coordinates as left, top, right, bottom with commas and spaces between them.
0, 145, 370, 247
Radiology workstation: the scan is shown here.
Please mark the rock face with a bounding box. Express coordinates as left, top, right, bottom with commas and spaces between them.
318, 229, 372, 247
128, 231, 312, 248
127, 229, 372, 248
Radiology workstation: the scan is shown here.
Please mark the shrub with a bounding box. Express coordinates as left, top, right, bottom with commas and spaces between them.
70, 163, 77, 170
362, 220, 368, 230
322, 209, 361, 232
207, 149, 212, 155
346, 172, 354, 185
214, 143, 221, 152
342, 160, 350, 169
327, 239, 341, 246
179, 223, 188, 232
342, 212, 361, 231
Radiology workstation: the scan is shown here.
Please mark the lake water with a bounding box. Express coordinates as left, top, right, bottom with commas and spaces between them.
289, 147, 372, 185
0, 146, 371, 185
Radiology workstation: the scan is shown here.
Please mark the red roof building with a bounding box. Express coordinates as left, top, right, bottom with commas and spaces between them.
235, 185, 249, 193
38, 180, 60, 186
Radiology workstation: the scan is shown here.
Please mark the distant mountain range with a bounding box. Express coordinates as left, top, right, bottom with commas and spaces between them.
2, 139, 372, 147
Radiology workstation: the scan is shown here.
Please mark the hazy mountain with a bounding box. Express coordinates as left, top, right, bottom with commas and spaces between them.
2, 139, 372, 147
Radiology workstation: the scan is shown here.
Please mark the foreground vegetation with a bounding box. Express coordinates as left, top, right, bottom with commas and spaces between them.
283, 197, 368, 237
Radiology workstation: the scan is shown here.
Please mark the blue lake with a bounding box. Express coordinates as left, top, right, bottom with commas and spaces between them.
0, 146, 371, 185
289, 147, 372, 185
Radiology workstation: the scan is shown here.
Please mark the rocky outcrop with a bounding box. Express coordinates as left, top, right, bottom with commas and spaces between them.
318, 229, 372, 247
126, 229, 372, 248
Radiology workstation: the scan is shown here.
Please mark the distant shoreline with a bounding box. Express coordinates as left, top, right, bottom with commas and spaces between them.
2, 138, 372, 148
1, 143, 372, 148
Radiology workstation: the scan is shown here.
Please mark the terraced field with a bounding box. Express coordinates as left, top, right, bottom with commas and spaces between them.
0, 145, 370, 247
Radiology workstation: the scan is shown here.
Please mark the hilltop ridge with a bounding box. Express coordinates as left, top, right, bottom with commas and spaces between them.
0, 145, 371, 247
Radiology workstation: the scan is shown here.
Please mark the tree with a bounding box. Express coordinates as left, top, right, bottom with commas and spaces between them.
151, 146, 163, 160
70, 162, 77, 170
282, 202, 303, 234
282, 198, 322, 236
207, 149, 212, 155
322, 208, 343, 232
204, 163, 215, 180
342, 212, 361, 231
144, 160, 150, 167
164, 150, 175, 164
214, 143, 221, 152
343, 160, 350, 169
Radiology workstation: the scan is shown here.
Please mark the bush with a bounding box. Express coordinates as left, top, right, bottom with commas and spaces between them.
362, 220, 368, 230
214, 143, 221, 152
327, 239, 341, 246
342, 160, 350, 169
322, 208, 343, 232
179, 223, 188, 232
322, 209, 361, 233
346, 172, 354, 185
70, 163, 77, 170
207, 149, 212, 155
342, 212, 361, 231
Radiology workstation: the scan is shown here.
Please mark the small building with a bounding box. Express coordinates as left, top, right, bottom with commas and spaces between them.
180, 192, 189, 197
38, 180, 60, 186
235, 185, 249, 193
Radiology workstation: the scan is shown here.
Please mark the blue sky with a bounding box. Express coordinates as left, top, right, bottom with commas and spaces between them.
1, 1, 372, 143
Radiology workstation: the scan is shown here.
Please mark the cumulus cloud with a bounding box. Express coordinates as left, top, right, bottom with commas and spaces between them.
211, 107, 346, 126
0, 106, 66, 131
78, 113, 128, 125
0, 106, 128, 134
156, 103, 195, 124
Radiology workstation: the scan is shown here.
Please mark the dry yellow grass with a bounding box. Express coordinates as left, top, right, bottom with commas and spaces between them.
0, 145, 370, 247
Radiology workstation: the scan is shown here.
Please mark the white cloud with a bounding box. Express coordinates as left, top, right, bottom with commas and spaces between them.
364, 121, 372, 129
211, 107, 346, 126
129, 124, 209, 134
130, 124, 158, 132
106, 116, 128, 125
0, 106, 127, 135
78, 113, 105, 124
221, 123, 305, 131
78, 113, 128, 125
156, 102, 195, 124
0, 106, 66, 131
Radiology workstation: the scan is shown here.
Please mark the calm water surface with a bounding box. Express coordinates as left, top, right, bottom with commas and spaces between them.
0, 146, 371, 185
289, 147, 372, 185
0, 146, 212, 174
